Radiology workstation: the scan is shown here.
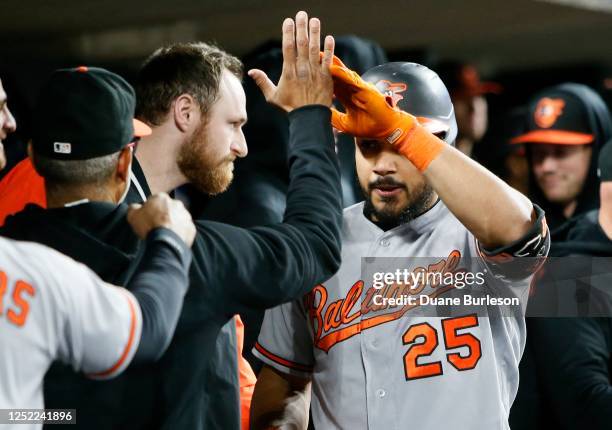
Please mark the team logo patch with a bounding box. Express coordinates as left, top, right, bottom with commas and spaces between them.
534, 98, 565, 128
376, 80, 407, 108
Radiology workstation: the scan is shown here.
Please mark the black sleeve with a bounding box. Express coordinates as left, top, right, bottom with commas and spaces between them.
192, 105, 342, 316
477, 204, 550, 280
530, 317, 612, 429
129, 228, 192, 363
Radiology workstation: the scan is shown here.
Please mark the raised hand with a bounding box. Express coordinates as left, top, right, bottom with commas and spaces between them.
329, 56, 446, 172
329, 55, 418, 143
248, 11, 335, 112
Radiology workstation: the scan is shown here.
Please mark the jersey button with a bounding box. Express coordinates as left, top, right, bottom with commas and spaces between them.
380, 239, 390, 247
376, 389, 386, 398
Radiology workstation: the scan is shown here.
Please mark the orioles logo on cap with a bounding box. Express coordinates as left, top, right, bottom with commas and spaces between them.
376, 80, 407, 108
534, 98, 565, 128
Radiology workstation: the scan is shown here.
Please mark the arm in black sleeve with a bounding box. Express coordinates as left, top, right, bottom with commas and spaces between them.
193, 105, 343, 315
477, 204, 550, 281
530, 317, 612, 429
128, 228, 192, 363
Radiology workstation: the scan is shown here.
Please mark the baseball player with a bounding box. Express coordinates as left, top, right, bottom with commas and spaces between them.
251, 59, 550, 430
0, 196, 194, 430
0, 75, 196, 428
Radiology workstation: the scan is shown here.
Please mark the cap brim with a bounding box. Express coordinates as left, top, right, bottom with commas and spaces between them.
510, 130, 594, 145
133, 119, 152, 137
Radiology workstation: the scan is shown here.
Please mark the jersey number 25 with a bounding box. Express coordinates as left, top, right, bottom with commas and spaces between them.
402, 314, 481, 380
0, 271, 35, 327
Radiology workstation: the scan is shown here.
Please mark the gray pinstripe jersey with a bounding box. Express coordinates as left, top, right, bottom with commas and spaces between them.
0, 237, 142, 429
255, 201, 548, 430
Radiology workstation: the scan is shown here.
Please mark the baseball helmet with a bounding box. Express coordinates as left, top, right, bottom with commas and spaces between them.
361, 62, 458, 145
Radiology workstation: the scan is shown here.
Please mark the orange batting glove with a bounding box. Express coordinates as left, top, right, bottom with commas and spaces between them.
329, 55, 445, 172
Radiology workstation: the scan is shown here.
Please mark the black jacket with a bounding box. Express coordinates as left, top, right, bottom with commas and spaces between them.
1, 202, 152, 429
1, 105, 342, 429
511, 210, 612, 430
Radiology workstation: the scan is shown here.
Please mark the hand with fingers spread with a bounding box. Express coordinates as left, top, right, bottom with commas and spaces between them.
248, 11, 335, 112
329, 55, 446, 172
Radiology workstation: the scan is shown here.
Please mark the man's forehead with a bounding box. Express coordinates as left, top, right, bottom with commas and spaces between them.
222, 70, 245, 98
218, 69, 246, 114
0, 79, 6, 101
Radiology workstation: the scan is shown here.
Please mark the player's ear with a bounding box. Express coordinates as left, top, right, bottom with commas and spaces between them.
116, 146, 133, 184
173, 93, 197, 133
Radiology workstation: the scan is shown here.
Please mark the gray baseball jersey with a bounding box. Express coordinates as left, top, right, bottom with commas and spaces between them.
255, 201, 549, 430
0, 237, 142, 427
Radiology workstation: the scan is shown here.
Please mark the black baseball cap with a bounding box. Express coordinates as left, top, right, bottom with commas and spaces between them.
511, 86, 594, 146
32, 66, 151, 160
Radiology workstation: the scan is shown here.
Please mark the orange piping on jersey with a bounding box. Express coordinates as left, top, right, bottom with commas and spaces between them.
254, 342, 313, 373
88, 291, 138, 378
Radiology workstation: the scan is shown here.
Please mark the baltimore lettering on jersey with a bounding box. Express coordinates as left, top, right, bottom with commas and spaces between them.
304, 250, 457, 352
303, 250, 520, 353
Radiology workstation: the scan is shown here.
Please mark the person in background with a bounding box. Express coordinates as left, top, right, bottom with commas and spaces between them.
476, 106, 530, 195
512, 142, 612, 430
436, 61, 501, 158
511, 83, 612, 234
510, 84, 612, 430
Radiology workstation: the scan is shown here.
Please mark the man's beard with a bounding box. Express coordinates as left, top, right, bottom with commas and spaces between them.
363, 176, 436, 230
177, 123, 234, 195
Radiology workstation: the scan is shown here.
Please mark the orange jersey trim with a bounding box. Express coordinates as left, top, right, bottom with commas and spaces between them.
254, 342, 313, 373
88, 291, 139, 378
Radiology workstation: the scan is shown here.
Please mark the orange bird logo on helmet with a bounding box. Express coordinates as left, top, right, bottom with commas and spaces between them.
534, 98, 565, 128
376, 80, 408, 108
